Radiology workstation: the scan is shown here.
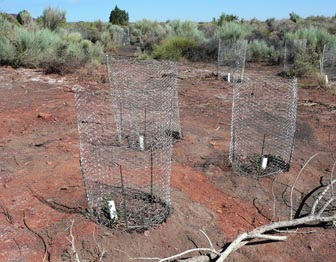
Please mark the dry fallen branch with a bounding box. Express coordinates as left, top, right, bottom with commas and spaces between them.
66, 220, 81, 262
0, 202, 13, 224
23, 211, 50, 262
136, 159, 336, 262
92, 225, 107, 262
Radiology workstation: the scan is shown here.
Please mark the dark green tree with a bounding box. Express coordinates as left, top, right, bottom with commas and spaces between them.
289, 12, 301, 23
109, 5, 129, 25
17, 10, 33, 25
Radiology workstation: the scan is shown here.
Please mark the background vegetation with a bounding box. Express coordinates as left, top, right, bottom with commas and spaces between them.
1, 7, 336, 76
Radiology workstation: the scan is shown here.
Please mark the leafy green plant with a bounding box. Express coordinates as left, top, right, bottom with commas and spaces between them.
152, 36, 196, 61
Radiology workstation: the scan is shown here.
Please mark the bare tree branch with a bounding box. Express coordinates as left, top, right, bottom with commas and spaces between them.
66, 220, 80, 262
290, 153, 320, 220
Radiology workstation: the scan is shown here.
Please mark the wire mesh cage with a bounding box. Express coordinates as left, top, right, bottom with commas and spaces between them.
106, 55, 182, 139
74, 58, 178, 231
284, 39, 307, 73
321, 43, 336, 82
229, 74, 298, 177
217, 39, 247, 82
112, 27, 130, 46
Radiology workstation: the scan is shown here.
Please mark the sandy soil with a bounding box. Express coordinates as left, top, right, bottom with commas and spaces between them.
0, 61, 335, 262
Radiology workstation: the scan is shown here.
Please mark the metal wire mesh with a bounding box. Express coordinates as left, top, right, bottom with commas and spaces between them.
284, 39, 307, 73
217, 39, 247, 82
74, 58, 178, 230
230, 74, 298, 177
107, 56, 181, 139
321, 43, 336, 81
112, 27, 130, 46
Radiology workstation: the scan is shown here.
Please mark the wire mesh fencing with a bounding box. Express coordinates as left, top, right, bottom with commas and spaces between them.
284, 39, 307, 73
106, 55, 181, 139
229, 74, 298, 177
74, 58, 178, 231
321, 43, 336, 82
217, 39, 247, 82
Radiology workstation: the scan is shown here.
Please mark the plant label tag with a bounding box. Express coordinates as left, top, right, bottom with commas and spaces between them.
228, 73, 231, 82
139, 135, 145, 150
108, 200, 118, 220
325, 74, 329, 85
261, 157, 268, 170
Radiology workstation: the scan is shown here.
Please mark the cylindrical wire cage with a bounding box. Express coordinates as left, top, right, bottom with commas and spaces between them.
107, 55, 182, 139
229, 74, 298, 177
321, 43, 336, 81
217, 39, 247, 82
74, 58, 178, 230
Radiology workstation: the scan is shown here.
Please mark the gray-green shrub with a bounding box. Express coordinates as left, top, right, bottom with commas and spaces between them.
247, 39, 274, 62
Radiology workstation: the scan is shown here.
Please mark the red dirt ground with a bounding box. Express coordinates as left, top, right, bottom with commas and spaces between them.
0, 61, 335, 262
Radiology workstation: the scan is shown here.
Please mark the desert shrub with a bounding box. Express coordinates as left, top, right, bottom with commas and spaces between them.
247, 39, 274, 62
107, 24, 125, 45
130, 20, 172, 50
17, 10, 33, 26
169, 20, 205, 42
288, 47, 319, 77
152, 36, 196, 60
289, 12, 302, 23
184, 38, 218, 62
66, 32, 82, 43
41, 6, 66, 31
0, 15, 15, 38
39, 39, 104, 74
215, 13, 239, 25
217, 22, 251, 40
286, 27, 336, 54
11, 26, 37, 67
0, 37, 15, 64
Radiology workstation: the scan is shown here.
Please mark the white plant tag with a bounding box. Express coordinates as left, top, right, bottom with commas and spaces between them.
108, 200, 118, 220
139, 135, 145, 150
228, 73, 231, 82
261, 157, 268, 170
325, 74, 329, 85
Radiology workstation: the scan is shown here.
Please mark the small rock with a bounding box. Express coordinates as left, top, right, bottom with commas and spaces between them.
144, 230, 150, 237
73, 154, 80, 158
46, 161, 53, 165
38, 112, 52, 120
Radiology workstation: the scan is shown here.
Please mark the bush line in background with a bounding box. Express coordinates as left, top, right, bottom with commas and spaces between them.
1, 8, 336, 76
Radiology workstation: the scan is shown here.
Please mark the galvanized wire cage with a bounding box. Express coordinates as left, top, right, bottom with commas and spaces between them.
284, 39, 307, 73
74, 58, 178, 230
321, 43, 336, 81
106, 56, 181, 139
229, 74, 298, 177
217, 39, 247, 82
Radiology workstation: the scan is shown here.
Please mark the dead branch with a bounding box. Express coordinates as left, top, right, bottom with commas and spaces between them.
137, 160, 336, 262
290, 153, 320, 220
23, 211, 50, 262
0, 202, 13, 224
92, 225, 107, 261
66, 220, 80, 262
